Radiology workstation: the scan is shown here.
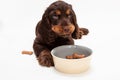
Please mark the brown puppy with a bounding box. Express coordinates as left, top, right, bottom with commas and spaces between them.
33, 1, 89, 67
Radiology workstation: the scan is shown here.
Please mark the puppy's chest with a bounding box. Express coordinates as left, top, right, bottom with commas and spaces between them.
48, 38, 70, 50
55, 38, 69, 44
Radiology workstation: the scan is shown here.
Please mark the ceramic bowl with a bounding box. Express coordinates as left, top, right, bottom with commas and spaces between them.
51, 45, 92, 74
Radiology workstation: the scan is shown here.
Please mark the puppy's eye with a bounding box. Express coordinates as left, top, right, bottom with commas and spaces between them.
52, 15, 59, 20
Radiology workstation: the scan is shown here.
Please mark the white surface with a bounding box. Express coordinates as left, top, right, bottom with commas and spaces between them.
0, 0, 120, 80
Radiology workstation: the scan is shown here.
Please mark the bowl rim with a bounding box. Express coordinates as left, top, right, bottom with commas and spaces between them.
51, 45, 92, 60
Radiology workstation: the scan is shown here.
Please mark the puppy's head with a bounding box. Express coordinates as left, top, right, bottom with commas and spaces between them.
41, 1, 79, 38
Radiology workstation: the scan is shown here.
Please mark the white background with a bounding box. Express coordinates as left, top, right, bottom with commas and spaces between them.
0, 0, 120, 80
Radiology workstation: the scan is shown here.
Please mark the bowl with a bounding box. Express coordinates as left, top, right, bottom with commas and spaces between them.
51, 45, 92, 74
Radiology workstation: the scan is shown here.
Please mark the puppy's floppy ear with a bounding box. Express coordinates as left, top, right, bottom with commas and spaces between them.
41, 10, 51, 30
40, 3, 56, 28
70, 7, 81, 39
37, 8, 57, 44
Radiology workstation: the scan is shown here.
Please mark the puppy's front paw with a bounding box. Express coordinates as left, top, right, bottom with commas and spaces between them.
80, 28, 89, 35
37, 50, 54, 67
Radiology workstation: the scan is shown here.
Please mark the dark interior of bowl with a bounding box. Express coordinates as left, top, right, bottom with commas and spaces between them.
51, 45, 92, 59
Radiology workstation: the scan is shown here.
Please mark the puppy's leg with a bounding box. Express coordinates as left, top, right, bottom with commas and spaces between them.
37, 50, 54, 67
33, 41, 54, 67
75, 28, 89, 39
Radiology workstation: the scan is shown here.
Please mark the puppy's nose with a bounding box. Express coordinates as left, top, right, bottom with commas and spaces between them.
64, 28, 69, 32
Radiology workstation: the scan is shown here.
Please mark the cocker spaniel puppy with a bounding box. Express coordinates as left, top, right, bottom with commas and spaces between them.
33, 1, 89, 67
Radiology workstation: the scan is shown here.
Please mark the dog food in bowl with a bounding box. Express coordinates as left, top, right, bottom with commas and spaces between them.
66, 53, 85, 59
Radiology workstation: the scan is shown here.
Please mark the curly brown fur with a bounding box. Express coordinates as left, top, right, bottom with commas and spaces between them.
33, 1, 89, 67
37, 50, 54, 67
